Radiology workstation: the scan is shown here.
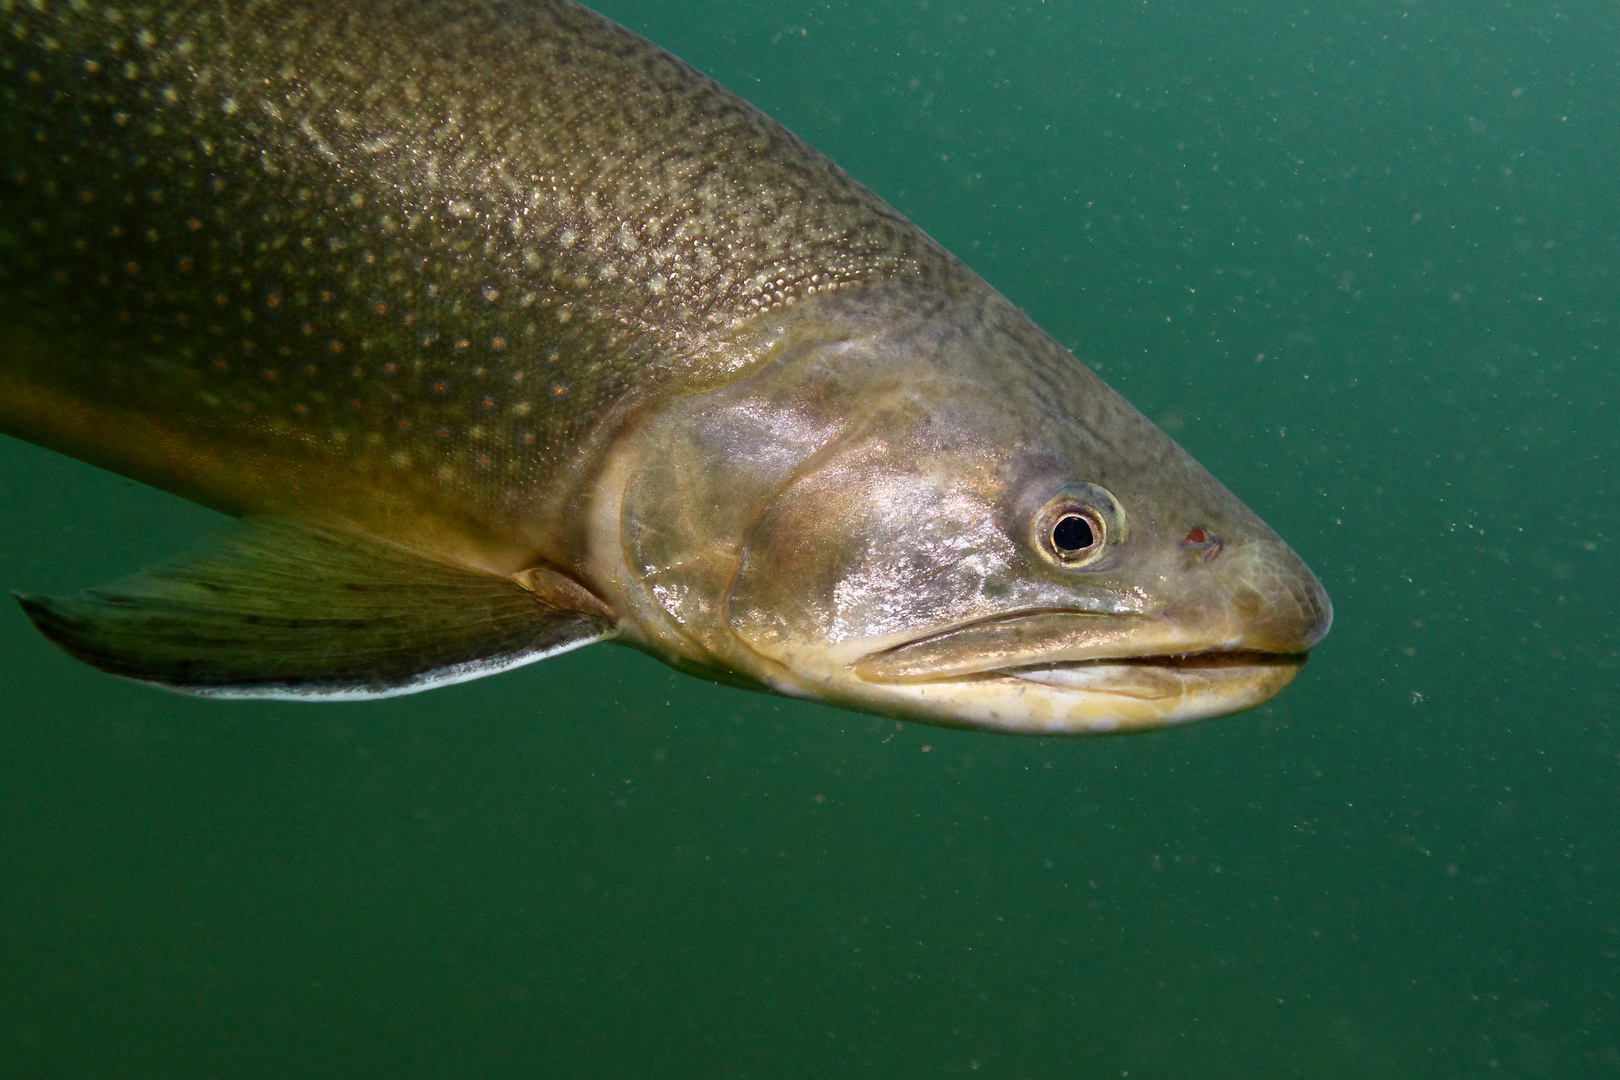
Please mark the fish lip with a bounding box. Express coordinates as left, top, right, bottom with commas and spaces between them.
848, 607, 1131, 683
912, 647, 1308, 687
1004, 647, 1309, 673
851, 608, 1313, 686
994, 646, 1306, 690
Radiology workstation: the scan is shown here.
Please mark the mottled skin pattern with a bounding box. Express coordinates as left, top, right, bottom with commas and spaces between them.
0, 0, 967, 570
1, 0, 1331, 732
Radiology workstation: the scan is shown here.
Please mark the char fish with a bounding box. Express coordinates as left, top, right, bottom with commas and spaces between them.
0, 0, 1330, 734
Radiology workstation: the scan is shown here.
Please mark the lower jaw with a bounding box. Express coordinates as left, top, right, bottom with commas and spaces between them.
808, 657, 1306, 736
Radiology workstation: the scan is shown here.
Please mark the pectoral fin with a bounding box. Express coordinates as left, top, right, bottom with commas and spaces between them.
13, 518, 617, 700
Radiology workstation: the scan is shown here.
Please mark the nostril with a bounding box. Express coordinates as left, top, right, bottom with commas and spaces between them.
1183, 528, 1222, 562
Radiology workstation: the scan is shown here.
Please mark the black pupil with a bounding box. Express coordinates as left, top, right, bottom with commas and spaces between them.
1052, 514, 1095, 553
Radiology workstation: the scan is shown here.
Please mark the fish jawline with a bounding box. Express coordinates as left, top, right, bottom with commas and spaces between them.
996, 649, 1306, 700
753, 646, 1306, 736
828, 610, 1315, 731
1004, 647, 1305, 682
850, 608, 1307, 681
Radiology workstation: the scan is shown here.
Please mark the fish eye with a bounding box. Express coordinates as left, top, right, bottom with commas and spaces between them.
1032, 483, 1123, 568
1051, 512, 1097, 555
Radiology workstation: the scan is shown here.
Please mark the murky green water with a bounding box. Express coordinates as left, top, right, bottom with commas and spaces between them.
2, 1, 1616, 1076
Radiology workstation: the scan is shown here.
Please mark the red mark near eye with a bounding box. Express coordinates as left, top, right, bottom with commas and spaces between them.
1183, 528, 1222, 562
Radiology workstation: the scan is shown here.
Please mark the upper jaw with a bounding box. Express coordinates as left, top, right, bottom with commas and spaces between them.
851, 608, 1308, 685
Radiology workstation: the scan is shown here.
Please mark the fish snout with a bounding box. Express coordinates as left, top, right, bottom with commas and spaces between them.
1221, 540, 1333, 654
1167, 536, 1331, 655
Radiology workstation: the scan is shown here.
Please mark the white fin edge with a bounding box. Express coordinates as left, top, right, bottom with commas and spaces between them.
183, 627, 615, 702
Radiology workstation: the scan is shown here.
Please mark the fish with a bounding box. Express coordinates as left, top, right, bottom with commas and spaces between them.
0, 0, 1330, 735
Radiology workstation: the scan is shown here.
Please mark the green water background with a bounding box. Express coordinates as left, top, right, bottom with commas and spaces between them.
2, 0, 1616, 1075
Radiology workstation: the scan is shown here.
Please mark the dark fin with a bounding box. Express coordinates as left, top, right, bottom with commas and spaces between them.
13, 518, 617, 700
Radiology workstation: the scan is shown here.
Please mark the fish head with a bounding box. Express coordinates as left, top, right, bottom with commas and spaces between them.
604, 286, 1330, 734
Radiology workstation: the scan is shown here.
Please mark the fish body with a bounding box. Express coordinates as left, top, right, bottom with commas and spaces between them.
0, 0, 1330, 733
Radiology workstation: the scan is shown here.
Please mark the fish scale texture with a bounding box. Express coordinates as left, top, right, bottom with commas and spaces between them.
0, 0, 968, 521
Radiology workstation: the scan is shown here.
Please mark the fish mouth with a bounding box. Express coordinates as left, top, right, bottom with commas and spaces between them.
991, 647, 1306, 701
845, 610, 1313, 731
852, 609, 1310, 684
